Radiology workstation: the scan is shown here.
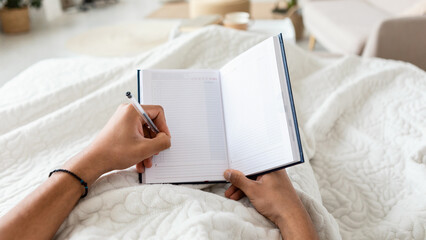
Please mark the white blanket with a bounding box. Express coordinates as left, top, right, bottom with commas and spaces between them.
0, 26, 425, 239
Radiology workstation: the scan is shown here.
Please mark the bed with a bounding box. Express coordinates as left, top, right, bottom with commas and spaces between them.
0, 26, 425, 239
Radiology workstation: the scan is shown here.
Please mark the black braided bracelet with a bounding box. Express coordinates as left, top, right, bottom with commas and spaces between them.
49, 169, 88, 198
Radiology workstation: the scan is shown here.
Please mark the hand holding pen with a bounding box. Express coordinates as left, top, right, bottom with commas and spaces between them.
126, 92, 171, 183
126, 92, 160, 134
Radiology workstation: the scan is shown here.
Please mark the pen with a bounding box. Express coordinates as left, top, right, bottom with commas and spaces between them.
126, 91, 160, 134
126, 91, 160, 184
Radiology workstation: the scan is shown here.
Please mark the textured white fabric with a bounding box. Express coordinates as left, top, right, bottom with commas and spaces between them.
1, 26, 425, 239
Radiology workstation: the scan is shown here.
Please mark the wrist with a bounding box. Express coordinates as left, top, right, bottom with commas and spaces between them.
63, 149, 106, 186
274, 201, 318, 240
272, 193, 306, 226
49, 170, 87, 198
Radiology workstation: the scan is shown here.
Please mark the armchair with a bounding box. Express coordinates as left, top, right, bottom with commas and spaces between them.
363, 16, 426, 70
302, 0, 426, 70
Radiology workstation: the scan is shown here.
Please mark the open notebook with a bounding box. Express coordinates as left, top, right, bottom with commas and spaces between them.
138, 34, 304, 184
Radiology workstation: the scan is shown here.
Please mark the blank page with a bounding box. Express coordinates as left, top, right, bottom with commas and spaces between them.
220, 37, 296, 175
141, 70, 228, 183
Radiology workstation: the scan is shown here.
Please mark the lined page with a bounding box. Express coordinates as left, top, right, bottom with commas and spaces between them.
220, 37, 295, 175
141, 70, 228, 183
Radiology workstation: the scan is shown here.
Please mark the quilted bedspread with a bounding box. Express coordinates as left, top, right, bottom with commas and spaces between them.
0, 26, 425, 239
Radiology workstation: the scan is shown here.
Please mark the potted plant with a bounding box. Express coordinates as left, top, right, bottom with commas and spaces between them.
273, 0, 297, 14
0, 0, 42, 34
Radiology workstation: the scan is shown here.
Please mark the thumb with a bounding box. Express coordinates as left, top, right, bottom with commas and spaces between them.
146, 132, 171, 154
224, 169, 253, 192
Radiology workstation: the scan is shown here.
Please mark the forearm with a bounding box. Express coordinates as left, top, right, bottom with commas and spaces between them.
276, 200, 319, 240
0, 151, 103, 240
0, 173, 83, 240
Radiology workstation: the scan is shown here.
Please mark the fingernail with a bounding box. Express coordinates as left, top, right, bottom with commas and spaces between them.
224, 170, 232, 181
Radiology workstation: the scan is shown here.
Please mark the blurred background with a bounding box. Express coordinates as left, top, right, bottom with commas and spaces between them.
0, 0, 424, 87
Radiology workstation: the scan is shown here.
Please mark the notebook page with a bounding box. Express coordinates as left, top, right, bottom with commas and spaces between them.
220, 37, 295, 175
141, 70, 228, 183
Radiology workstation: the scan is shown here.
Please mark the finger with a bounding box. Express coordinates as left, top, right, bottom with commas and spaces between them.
144, 157, 153, 168
144, 132, 171, 155
143, 124, 151, 138
136, 161, 145, 173
144, 124, 156, 139
230, 189, 245, 200
225, 184, 239, 198
143, 105, 171, 136
224, 169, 254, 193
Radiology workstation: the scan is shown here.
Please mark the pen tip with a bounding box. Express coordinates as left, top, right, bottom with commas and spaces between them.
126, 91, 132, 98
